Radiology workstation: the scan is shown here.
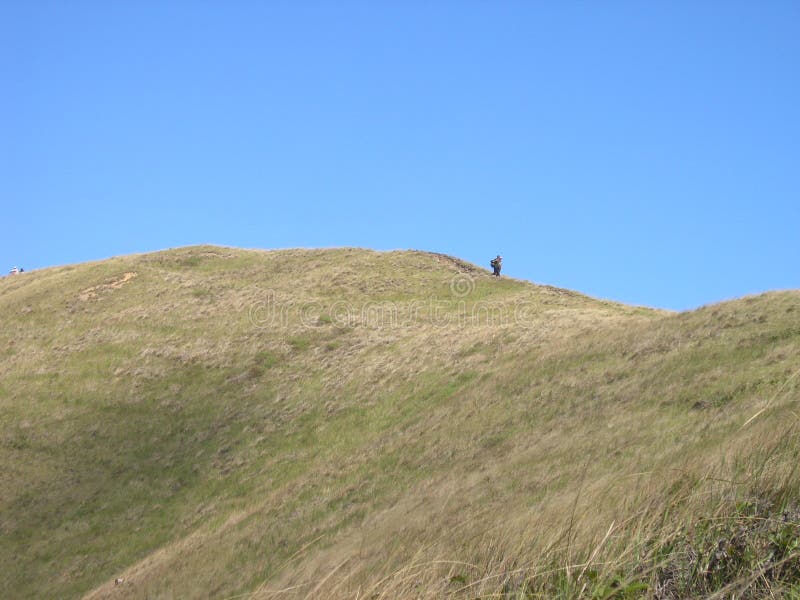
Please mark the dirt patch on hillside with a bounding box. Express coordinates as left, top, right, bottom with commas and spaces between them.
79, 272, 138, 301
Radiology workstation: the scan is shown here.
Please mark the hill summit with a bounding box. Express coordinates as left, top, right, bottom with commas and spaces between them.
2, 246, 799, 599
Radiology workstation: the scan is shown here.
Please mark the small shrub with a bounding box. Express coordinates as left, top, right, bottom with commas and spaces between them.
255, 350, 279, 369
288, 336, 312, 352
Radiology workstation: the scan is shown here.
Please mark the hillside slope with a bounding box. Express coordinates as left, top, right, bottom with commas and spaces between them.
1, 246, 798, 599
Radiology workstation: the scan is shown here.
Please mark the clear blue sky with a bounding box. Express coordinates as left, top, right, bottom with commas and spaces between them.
3, 2, 798, 310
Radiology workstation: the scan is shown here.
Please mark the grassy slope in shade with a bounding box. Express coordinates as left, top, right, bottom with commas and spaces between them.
0, 245, 798, 599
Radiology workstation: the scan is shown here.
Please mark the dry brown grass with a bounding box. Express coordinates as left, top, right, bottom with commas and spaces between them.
1, 246, 798, 599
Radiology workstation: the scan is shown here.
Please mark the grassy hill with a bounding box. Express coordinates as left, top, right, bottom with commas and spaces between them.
1, 246, 799, 599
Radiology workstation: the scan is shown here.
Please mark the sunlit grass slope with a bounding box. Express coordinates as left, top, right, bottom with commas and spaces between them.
1, 246, 798, 599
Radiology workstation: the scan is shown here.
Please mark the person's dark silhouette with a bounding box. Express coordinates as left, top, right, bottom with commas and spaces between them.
490, 255, 502, 277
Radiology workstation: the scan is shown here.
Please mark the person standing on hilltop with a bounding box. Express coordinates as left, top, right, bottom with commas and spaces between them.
490, 255, 502, 277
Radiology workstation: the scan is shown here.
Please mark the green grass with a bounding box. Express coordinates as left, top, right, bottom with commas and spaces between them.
0, 245, 798, 599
